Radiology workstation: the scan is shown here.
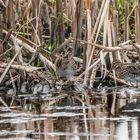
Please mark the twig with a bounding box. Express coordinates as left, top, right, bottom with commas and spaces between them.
71, 37, 136, 51
0, 25, 55, 68
0, 48, 22, 83
9, 71, 17, 94
6, 75, 19, 85
75, 55, 107, 81
51, 37, 72, 55
0, 46, 13, 57
0, 97, 9, 107
0, 62, 43, 73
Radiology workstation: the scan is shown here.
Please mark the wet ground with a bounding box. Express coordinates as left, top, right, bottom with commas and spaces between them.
0, 86, 140, 140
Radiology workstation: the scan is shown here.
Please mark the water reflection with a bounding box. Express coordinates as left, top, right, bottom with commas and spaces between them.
0, 87, 140, 140
116, 118, 139, 140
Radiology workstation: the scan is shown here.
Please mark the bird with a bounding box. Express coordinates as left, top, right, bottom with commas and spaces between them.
55, 47, 77, 80
111, 60, 140, 86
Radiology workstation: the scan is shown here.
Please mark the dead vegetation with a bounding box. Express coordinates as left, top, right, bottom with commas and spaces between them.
0, 0, 140, 95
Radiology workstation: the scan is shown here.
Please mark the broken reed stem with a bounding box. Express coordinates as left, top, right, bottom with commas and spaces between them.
126, 4, 137, 33
71, 38, 136, 51
13, 38, 24, 64
90, 0, 106, 41
75, 56, 105, 81
84, 6, 92, 85
75, 52, 130, 87
0, 62, 43, 73
0, 25, 55, 69
0, 48, 22, 83
0, 97, 9, 108
0, 25, 137, 59
0, 46, 13, 57
9, 71, 17, 94
51, 37, 72, 55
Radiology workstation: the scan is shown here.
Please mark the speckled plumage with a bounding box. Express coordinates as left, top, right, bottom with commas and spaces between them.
55, 48, 76, 80
112, 60, 140, 86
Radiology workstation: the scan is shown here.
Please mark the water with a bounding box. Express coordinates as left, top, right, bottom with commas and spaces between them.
0, 87, 140, 140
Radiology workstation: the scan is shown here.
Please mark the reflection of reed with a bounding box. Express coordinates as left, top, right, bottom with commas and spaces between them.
43, 109, 56, 140
15, 123, 27, 138
1, 89, 140, 140
66, 120, 81, 140
116, 121, 129, 140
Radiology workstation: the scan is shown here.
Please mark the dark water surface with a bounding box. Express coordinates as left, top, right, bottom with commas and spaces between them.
0, 87, 140, 140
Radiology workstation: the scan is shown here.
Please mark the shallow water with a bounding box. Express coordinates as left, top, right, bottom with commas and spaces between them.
0, 87, 140, 140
